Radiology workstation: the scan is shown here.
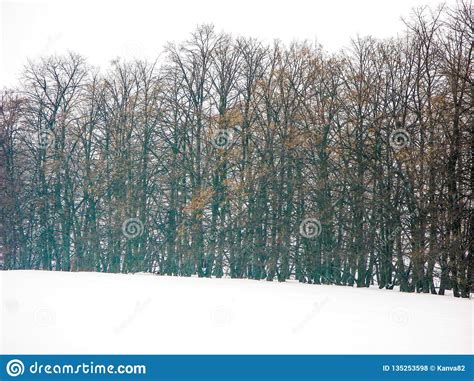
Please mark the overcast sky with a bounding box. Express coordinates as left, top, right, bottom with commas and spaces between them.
1, 0, 455, 87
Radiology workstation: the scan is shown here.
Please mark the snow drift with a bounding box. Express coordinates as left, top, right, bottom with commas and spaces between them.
1, 270, 472, 354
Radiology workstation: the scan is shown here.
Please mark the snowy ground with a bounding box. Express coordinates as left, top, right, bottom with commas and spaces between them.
1, 270, 472, 354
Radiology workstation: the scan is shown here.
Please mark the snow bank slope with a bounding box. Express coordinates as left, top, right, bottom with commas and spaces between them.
1, 270, 472, 354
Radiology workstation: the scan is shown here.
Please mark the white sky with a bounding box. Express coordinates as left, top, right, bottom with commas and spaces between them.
1, 0, 456, 87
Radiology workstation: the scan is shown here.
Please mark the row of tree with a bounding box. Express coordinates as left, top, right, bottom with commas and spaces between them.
0, 2, 472, 297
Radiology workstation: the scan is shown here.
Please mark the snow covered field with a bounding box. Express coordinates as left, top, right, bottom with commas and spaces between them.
1, 270, 472, 354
